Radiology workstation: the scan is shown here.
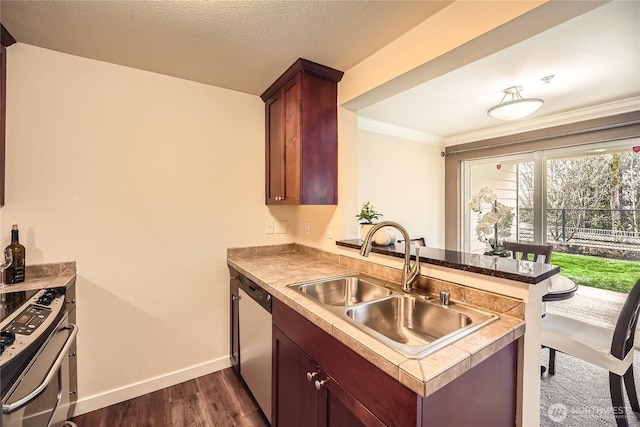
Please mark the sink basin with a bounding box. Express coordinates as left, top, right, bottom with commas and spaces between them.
346, 295, 498, 358
290, 275, 394, 306
288, 275, 498, 359
346, 296, 471, 346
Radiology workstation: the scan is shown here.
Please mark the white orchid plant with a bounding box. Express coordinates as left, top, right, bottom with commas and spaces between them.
469, 187, 514, 256
356, 201, 382, 224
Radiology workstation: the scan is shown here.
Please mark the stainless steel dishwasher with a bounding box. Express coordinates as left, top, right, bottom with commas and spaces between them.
238, 274, 272, 423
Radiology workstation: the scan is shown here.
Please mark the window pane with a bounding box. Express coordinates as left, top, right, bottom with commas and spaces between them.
546, 150, 640, 258
466, 160, 522, 253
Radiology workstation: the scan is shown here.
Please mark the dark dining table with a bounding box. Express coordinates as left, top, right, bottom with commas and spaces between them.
543, 273, 579, 302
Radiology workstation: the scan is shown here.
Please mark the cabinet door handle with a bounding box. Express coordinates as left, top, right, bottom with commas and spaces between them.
232, 295, 240, 301
306, 371, 319, 382
314, 379, 327, 390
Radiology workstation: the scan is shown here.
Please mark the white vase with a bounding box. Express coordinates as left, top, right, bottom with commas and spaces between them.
360, 224, 396, 245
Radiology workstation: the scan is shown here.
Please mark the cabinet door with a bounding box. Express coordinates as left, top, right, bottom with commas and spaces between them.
280, 75, 301, 204
273, 326, 319, 427
318, 375, 385, 427
229, 278, 240, 374
265, 75, 301, 205
265, 93, 283, 204
1, 44, 6, 207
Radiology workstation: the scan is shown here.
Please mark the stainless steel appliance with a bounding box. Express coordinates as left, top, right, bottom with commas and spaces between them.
1, 282, 77, 427
238, 275, 272, 424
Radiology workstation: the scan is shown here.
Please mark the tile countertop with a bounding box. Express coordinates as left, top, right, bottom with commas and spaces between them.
227, 245, 525, 397
337, 239, 559, 284
0, 262, 76, 294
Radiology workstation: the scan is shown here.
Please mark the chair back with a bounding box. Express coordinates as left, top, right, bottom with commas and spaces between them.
503, 241, 553, 264
611, 278, 640, 360
397, 238, 426, 247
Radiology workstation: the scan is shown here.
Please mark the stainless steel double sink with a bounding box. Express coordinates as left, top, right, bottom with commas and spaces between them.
289, 274, 498, 359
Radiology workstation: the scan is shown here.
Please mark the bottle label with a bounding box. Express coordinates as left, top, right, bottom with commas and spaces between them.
14, 264, 25, 282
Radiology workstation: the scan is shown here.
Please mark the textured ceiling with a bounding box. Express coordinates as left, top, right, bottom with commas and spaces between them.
1, 1, 637, 141
0, 0, 451, 95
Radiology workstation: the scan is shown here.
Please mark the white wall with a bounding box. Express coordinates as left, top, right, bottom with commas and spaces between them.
2, 44, 296, 413
292, 106, 360, 251
357, 129, 445, 248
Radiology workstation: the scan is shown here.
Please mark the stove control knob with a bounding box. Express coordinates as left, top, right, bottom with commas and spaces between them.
38, 289, 58, 305
0, 330, 16, 346
37, 296, 53, 305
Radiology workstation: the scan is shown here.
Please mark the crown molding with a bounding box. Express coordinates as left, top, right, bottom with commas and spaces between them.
357, 116, 442, 145
443, 97, 640, 147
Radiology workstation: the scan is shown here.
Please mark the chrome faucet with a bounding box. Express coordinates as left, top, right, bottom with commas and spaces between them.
359, 221, 421, 292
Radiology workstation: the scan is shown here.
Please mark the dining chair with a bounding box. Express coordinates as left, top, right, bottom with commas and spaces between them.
397, 237, 426, 247
503, 241, 553, 263
541, 278, 640, 427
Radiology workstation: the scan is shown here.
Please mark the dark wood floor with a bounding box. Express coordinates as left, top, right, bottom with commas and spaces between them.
71, 368, 269, 427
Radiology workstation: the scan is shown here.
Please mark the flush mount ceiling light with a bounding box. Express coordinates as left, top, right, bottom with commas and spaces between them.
487, 86, 544, 121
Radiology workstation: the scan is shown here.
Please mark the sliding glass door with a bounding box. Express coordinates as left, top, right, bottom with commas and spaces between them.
462, 139, 639, 257
544, 143, 640, 256
462, 154, 538, 253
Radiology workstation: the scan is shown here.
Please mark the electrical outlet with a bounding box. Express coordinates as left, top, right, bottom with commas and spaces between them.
327, 224, 333, 239
265, 220, 274, 234
305, 221, 311, 235
275, 220, 288, 234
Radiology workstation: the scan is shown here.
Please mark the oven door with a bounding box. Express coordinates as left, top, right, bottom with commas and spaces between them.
2, 321, 77, 427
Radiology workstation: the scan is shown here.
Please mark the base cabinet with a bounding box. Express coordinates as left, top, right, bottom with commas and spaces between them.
272, 297, 518, 427
273, 325, 383, 427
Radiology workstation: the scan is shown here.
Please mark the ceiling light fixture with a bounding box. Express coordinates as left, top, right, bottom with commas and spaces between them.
487, 86, 544, 121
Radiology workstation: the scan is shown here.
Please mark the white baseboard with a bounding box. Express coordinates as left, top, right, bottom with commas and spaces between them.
72, 356, 231, 417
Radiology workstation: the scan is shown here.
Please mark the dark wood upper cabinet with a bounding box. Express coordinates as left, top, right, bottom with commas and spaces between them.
261, 59, 343, 205
1, 24, 16, 208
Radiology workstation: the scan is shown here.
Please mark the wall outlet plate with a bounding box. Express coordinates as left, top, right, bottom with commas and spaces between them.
305, 221, 311, 235
275, 220, 288, 234
265, 220, 274, 234
327, 224, 333, 239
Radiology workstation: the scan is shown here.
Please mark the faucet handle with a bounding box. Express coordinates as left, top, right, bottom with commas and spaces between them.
439, 290, 450, 306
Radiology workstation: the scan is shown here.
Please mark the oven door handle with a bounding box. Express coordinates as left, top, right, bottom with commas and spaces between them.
2, 323, 78, 414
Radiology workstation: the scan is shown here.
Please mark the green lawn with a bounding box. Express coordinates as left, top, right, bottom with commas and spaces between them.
551, 252, 640, 293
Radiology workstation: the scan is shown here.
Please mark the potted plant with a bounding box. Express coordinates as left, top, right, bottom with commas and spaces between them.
469, 187, 515, 257
356, 201, 393, 244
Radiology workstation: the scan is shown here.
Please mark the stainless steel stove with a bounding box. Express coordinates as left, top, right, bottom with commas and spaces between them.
0, 282, 77, 427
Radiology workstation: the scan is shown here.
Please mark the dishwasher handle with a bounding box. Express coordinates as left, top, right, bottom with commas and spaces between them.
238, 274, 272, 313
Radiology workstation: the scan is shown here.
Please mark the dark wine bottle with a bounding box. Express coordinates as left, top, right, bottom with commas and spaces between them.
5, 224, 26, 283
